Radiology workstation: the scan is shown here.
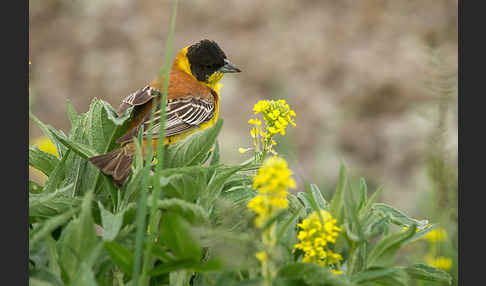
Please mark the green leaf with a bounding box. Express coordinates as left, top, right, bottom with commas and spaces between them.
296, 192, 315, 215
357, 178, 368, 211
159, 166, 209, 202
287, 193, 306, 218
221, 185, 255, 206
42, 150, 70, 193
278, 263, 354, 286
360, 186, 383, 217
70, 244, 104, 286
277, 206, 303, 243
29, 111, 68, 158
367, 224, 416, 267
222, 173, 253, 191
150, 259, 221, 277
104, 241, 134, 277
29, 268, 65, 286
329, 164, 347, 223
404, 264, 452, 284
120, 164, 150, 208
29, 207, 78, 249
310, 184, 329, 210
362, 213, 390, 240
147, 242, 176, 262
66, 100, 79, 125
201, 164, 247, 209
373, 203, 429, 228
29, 183, 81, 219
101, 99, 132, 126
160, 212, 202, 260
148, 259, 200, 277
149, 197, 210, 224
163, 118, 223, 168
98, 202, 125, 241
350, 266, 408, 286
86, 98, 113, 153
58, 191, 99, 281
342, 178, 363, 242
61, 113, 95, 196
209, 140, 220, 166
29, 146, 60, 176
52, 132, 98, 160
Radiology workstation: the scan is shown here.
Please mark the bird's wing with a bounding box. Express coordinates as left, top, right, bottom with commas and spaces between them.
143, 96, 215, 138
115, 85, 215, 144
118, 85, 157, 115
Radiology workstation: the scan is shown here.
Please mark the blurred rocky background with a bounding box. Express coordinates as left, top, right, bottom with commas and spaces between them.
29, 0, 457, 221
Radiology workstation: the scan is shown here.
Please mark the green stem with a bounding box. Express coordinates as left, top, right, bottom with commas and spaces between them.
139, 1, 178, 284
260, 223, 277, 286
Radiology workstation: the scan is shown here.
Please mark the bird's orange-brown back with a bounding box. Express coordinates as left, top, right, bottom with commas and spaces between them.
118, 66, 216, 144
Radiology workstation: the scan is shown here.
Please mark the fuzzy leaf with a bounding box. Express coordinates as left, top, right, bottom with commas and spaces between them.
58, 192, 99, 281
350, 266, 409, 285
103, 241, 134, 277
405, 264, 452, 284
310, 184, 329, 210
367, 224, 416, 267
278, 263, 354, 286
329, 164, 347, 223
29, 207, 79, 249
52, 132, 98, 160
98, 202, 125, 241
159, 166, 209, 202
66, 100, 79, 125
29, 183, 81, 219
29, 111, 68, 158
160, 212, 202, 260
163, 118, 223, 168
42, 150, 70, 193
373, 203, 429, 228
201, 164, 247, 209
149, 197, 210, 224
29, 146, 60, 176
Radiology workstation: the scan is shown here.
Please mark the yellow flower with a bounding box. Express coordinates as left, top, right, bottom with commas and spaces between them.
294, 210, 342, 267
239, 147, 250, 154
424, 228, 448, 243
32, 136, 59, 158
247, 99, 296, 154
247, 156, 295, 228
331, 269, 344, 275
255, 251, 268, 263
425, 256, 453, 271
252, 156, 296, 192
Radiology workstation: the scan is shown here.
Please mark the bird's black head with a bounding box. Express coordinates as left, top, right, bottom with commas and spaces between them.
186, 39, 241, 83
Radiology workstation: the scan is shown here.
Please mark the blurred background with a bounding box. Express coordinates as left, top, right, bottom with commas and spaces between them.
29, 0, 457, 281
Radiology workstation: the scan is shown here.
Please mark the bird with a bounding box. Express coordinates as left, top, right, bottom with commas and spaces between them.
88, 39, 241, 187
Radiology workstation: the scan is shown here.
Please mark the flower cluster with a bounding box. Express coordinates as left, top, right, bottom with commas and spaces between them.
423, 227, 453, 271
423, 227, 448, 244
247, 156, 296, 228
294, 210, 343, 267
246, 99, 296, 155
425, 255, 453, 271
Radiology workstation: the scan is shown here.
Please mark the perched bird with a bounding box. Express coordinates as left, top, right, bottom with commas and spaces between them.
88, 39, 241, 187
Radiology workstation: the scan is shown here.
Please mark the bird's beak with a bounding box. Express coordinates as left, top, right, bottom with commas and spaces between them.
220, 59, 241, 73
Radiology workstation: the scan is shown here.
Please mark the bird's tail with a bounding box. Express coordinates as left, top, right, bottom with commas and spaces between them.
88, 145, 134, 188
